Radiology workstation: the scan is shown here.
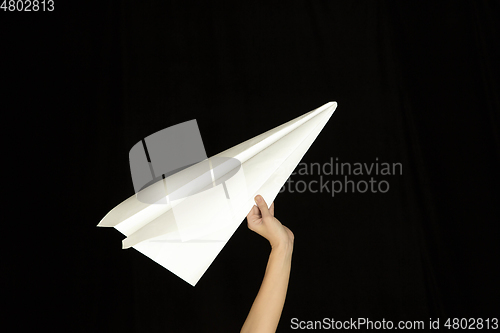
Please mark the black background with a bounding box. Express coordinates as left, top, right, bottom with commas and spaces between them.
3, 1, 499, 332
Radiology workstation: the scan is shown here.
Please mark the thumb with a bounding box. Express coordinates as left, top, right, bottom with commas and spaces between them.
254, 195, 271, 218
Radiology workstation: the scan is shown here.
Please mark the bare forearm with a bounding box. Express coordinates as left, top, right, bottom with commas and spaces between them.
241, 244, 293, 333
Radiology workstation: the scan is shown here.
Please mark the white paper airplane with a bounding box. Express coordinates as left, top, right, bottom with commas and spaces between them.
98, 101, 337, 286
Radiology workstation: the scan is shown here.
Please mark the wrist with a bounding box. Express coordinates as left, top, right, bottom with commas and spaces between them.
271, 239, 293, 255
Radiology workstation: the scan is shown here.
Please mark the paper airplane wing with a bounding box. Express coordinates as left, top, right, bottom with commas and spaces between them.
98, 101, 337, 285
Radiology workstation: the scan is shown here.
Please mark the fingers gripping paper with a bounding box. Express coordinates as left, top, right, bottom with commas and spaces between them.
98, 102, 337, 285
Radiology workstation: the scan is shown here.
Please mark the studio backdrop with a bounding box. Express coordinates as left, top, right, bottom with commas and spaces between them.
4, 1, 498, 332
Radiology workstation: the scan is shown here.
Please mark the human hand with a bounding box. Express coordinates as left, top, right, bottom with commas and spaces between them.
246, 195, 294, 251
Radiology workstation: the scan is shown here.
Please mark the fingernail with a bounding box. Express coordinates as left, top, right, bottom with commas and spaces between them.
255, 195, 261, 202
